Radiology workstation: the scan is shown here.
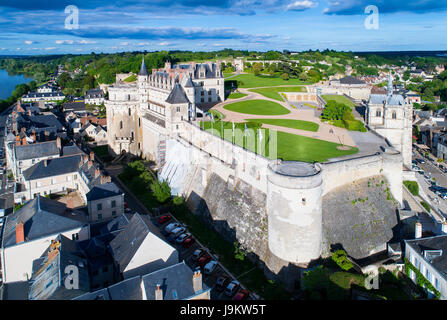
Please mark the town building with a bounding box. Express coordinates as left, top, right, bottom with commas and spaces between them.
108, 213, 178, 280
86, 182, 124, 222
85, 88, 105, 105
0, 196, 89, 283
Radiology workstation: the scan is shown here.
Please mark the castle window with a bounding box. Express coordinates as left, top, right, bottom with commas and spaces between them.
131, 132, 134, 141
302, 198, 306, 205
392, 111, 397, 119
139, 118, 141, 127
176, 107, 180, 112
119, 121, 123, 129
208, 97, 212, 102
376, 110, 381, 117
201, 98, 204, 103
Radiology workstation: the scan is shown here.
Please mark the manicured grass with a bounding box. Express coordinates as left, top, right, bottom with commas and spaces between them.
123, 74, 137, 82
322, 94, 356, 108
226, 73, 311, 88
224, 99, 290, 115
249, 86, 305, 101
208, 109, 226, 120
223, 72, 234, 78
227, 92, 247, 99
200, 121, 358, 162
247, 118, 319, 132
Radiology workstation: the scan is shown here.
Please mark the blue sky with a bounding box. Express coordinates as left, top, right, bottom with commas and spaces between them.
0, 0, 446, 55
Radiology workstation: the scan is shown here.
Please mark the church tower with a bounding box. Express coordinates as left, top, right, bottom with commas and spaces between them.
367, 73, 413, 168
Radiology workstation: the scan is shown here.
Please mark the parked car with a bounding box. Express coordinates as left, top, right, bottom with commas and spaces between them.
203, 260, 218, 275
169, 226, 186, 238
224, 280, 240, 297
164, 222, 180, 233
182, 237, 196, 248
197, 254, 212, 269
192, 249, 205, 261
215, 276, 231, 291
233, 289, 250, 301
417, 158, 426, 164
175, 232, 191, 244
157, 214, 172, 225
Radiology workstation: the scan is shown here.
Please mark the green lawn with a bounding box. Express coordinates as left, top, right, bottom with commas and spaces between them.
322, 95, 356, 108
123, 74, 137, 82
249, 86, 305, 101
223, 72, 234, 78
226, 73, 311, 88
200, 121, 358, 162
223, 99, 290, 115
227, 92, 247, 99
247, 118, 319, 132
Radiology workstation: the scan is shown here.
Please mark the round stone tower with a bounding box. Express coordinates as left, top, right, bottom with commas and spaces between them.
266, 160, 323, 264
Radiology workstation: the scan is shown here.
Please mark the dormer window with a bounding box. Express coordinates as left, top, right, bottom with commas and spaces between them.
424, 250, 442, 262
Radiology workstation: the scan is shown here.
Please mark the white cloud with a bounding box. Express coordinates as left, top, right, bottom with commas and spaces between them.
137, 42, 151, 46
55, 40, 74, 44
119, 41, 129, 46
24, 40, 34, 45
77, 40, 97, 44
158, 41, 170, 46
45, 47, 56, 50
286, 0, 318, 11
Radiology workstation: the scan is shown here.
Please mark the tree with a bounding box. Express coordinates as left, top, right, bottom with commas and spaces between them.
281, 73, 289, 80
252, 63, 262, 76
57, 72, 72, 89
150, 180, 171, 203
233, 242, 246, 261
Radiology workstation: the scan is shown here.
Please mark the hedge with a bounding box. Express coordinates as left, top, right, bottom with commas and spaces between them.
403, 180, 419, 196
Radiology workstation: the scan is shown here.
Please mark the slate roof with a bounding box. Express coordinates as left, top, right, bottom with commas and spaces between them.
1, 281, 30, 300
23, 92, 64, 98
73, 288, 110, 300
22, 154, 83, 180
139, 59, 148, 76
108, 213, 151, 274
62, 143, 84, 157
339, 76, 366, 85
406, 235, 447, 277
165, 83, 190, 105
86, 182, 123, 201
63, 102, 86, 112
2, 196, 86, 248
370, 93, 405, 106
15, 140, 59, 161
107, 275, 143, 300
99, 213, 131, 235
85, 88, 104, 99
183, 76, 194, 88
142, 261, 210, 300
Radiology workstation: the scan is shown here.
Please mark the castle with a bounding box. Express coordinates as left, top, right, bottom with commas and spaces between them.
106, 62, 413, 288
105, 60, 224, 163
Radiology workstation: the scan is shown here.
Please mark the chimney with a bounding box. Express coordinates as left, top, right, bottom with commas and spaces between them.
44, 159, 48, 167
83, 154, 89, 164
32, 130, 36, 143
56, 137, 61, 152
106, 176, 111, 183
16, 221, 25, 244
44, 131, 50, 141
442, 221, 447, 234
192, 270, 203, 293
21, 137, 27, 146
95, 168, 100, 179
66, 197, 74, 209
415, 221, 422, 239
88, 160, 92, 169
15, 135, 20, 146
27, 109, 32, 116
89, 151, 94, 161
155, 284, 163, 300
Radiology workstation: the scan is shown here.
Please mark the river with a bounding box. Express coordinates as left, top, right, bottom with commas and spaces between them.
0, 69, 33, 100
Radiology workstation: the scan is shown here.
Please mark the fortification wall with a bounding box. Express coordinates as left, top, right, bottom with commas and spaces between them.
158, 122, 404, 288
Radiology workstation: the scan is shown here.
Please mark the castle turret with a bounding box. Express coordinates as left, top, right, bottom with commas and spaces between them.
267, 161, 323, 264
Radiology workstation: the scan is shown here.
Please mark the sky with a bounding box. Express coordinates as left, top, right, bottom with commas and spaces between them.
0, 0, 447, 55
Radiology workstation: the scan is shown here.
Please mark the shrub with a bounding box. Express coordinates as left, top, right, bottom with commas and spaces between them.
173, 195, 184, 206
234, 241, 246, 261
331, 250, 354, 271
281, 73, 289, 80
403, 180, 419, 196
420, 201, 430, 212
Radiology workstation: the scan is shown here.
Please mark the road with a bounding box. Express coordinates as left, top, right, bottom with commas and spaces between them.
413, 148, 447, 218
